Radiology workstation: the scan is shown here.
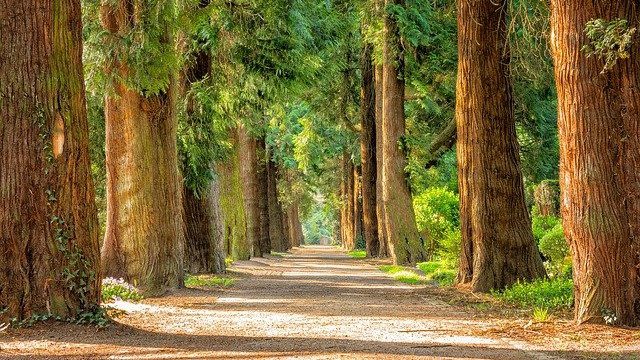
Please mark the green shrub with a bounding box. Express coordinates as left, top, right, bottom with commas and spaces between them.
102, 278, 144, 302
531, 207, 561, 242
379, 266, 427, 285
539, 223, 569, 275
417, 261, 456, 286
438, 229, 461, 268
413, 187, 459, 259
348, 250, 366, 258
494, 278, 574, 311
184, 274, 234, 287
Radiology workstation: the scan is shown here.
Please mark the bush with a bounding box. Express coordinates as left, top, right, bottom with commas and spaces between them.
184, 274, 234, 287
539, 223, 570, 276
102, 278, 143, 302
413, 187, 459, 258
417, 261, 456, 286
494, 278, 574, 310
531, 207, 561, 243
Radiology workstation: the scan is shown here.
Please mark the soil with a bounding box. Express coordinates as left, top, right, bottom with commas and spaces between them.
1, 245, 638, 359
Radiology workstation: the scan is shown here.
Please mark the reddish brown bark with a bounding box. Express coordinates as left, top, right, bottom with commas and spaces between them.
550, 0, 640, 325
183, 179, 226, 274
374, 64, 388, 258
267, 156, 287, 252
100, 3, 184, 294
0, 0, 101, 320
360, 41, 380, 257
382, 0, 426, 265
238, 124, 261, 257
341, 154, 356, 250
256, 136, 271, 255
353, 165, 364, 248
455, 0, 546, 291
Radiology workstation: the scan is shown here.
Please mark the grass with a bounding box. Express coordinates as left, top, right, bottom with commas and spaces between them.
532, 307, 550, 322
184, 274, 235, 288
493, 277, 574, 311
378, 265, 429, 285
270, 251, 288, 257
347, 250, 366, 258
225, 257, 233, 267
417, 261, 457, 286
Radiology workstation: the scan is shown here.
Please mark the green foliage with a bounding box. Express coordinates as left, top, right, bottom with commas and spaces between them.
101, 278, 144, 302
7, 307, 112, 329
494, 278, 574, 311
413, 187, 459, 260
539, 224, 569, 276
417, 261, 456, 286
532, 307, 550, 322
184, 274, 234, 288
348, 250, 366, 259
582, 18, 636, 73
379, 266, 428, 285
270, 251, 288, 257
531, 208, 561, 243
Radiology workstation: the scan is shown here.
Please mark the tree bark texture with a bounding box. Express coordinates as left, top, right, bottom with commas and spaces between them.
182, 179, 226, 274
382, 0, 426, 265
267, 157, 287, 252
375, 64, 388, 258
100, 2, 184, 294
341, 154, 356, 250
360, 42, 380, 257
0, 0, 101, 320
238, 124, 261, 257
353, 165, 364, 249
455, 0, 546, 292
217, 129, 250, 261
256, 136, 271, 255
550, 0, 640, 325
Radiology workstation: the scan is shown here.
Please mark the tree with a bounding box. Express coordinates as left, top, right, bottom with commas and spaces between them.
550, 1, 640, 325
239, 124, 262, 257
0, 0, 101, 320
267, 157, 288, 252
257, 136, 272, 255
99, 1, 184, 293
382, 0, 426, 264
360, 41, 380, 257
455, 0, 546, 291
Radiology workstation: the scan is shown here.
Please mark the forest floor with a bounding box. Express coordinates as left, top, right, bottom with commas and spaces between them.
1, 245, 639, 359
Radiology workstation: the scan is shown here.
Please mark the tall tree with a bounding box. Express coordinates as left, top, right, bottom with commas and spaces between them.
0, 0, 101, 320
360, 41, 380, 257
257, 136, 272, 255
550, 1, 640, 325
341, 154, 356, 250
375, 63, 388, 258
382, 0, 426, 264
455, 0, 546, 291
267, 157, 287, 252
239, 124, 262, 257
99, 2, 184, 293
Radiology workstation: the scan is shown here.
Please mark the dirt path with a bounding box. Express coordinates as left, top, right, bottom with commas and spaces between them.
0, 245, 637, 359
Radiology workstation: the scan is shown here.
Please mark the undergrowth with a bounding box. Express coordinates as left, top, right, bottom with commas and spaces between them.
347, 250, 366, 258
102, 277, 144, 302
417, 261, 456, 286
184, 274, 235, 288
493, 277, 574, 311
379, 265, 429, 285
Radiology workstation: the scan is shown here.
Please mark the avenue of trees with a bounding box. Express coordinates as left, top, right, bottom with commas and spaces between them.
1, 0, 638, 327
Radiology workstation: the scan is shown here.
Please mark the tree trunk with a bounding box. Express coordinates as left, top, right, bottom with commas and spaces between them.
183, 178, 226, 274
550, 0, 640, 325
360, 41, 380, 257
375, 64, 388, 258
353, 165, 364, 249
382, 0, 426, 265
455, 0, 546, 292
0, 0, 101, 320
239, 124, 261, 257
282, 208, 292, 251
267, 157, 287, 252
217, 129, 250, 260
100, 2, 184, 294
256, 136, 271, 255
287, 203, 304, 247
341, 154, 356, 250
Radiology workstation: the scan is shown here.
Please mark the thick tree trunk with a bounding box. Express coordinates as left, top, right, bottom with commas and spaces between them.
183, 179, 226, 274
287, 203, 304, 247
455, 0, 546, 292
256, 137, 271, 255
239, 125, 261, 257
375, 64, 388, 258
550, 1, 640, 325
267, 157, 287, 252
0, 0, 101, 320
217, 129, 250, 260
382, 0, 426, 265
100, 3, 184, 293
360, 42, 380, 257
282, 209, 292, 250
